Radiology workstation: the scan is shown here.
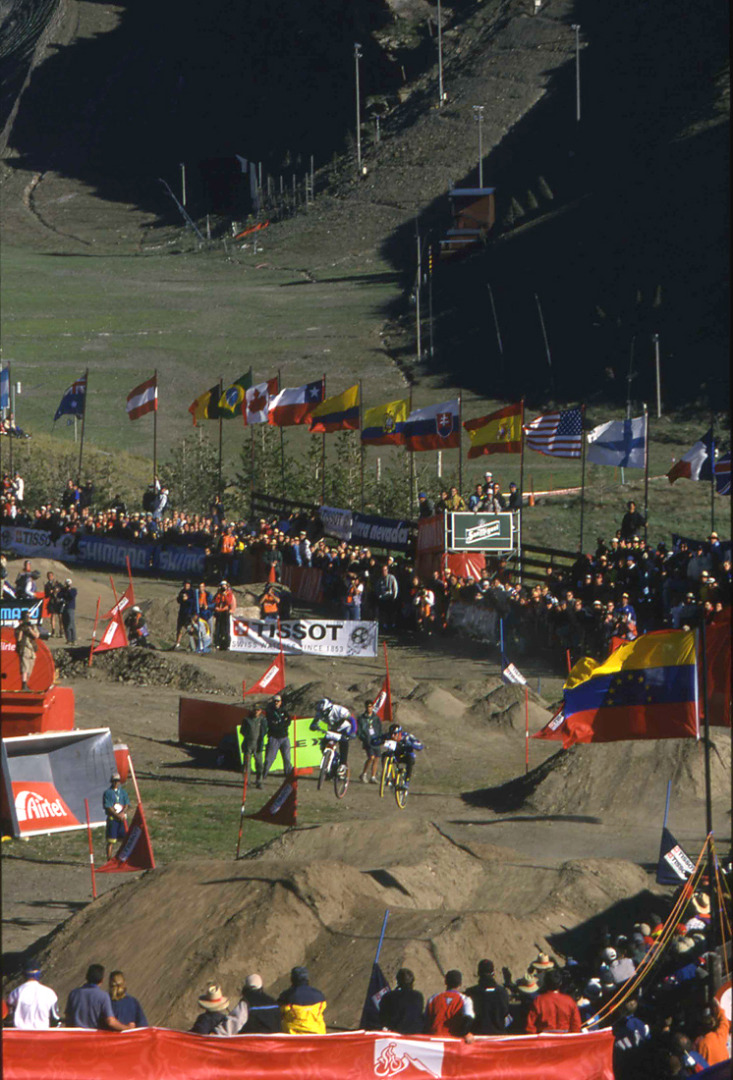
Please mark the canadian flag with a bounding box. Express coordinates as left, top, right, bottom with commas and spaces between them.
102, 584, 134, 621
244, 378, 279, 425
243, 650, 285, 697
98, 804, 156, 873
93, 613, 128, 653
246, 773, 297, 826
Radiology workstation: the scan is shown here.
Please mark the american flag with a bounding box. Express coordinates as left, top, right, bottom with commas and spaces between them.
524, 407, 583, 458
715, 453, 730, 495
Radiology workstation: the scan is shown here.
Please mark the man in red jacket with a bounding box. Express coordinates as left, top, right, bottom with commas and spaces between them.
424, 970, 474, 1037
525, 968, 581, 1034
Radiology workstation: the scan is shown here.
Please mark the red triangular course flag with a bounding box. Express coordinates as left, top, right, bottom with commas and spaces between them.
93, 613, 128, 652
102, 584, 135, 622
98, 805, 156, 872
532, 706, 568, 743
243, 650, 285, 698
372, 675, 393, 726
246, 773, 297, 826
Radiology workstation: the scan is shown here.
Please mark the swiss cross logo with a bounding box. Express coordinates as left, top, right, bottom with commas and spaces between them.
374, 1038, 444, 1077
13, 783, 79, 833
436, 412, 453, 439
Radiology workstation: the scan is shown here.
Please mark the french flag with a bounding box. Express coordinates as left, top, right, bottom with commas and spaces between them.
402, 399, 460, 452
268, 380, 324, 427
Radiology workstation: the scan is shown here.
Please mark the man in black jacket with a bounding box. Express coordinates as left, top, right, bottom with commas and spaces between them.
262, 693, 293, 779
213, 974, 281, 1035
378, 968, 424, 1034
465, 959, 510, 1035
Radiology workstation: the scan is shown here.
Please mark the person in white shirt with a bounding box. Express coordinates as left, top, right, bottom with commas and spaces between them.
7, 965, 60, 1029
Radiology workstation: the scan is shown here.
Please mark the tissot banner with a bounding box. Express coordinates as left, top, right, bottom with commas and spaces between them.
1, 728, 117, 838
231, 618, 378, 657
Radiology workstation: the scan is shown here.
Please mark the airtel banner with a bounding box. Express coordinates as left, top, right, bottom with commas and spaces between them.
1, 728, 117, 838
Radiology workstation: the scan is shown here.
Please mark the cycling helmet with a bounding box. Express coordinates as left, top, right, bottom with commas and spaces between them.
316, 698, 332, 714
388, 723, 403, 736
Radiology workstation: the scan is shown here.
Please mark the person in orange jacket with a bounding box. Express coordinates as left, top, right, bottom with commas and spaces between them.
213, 581, 236, 650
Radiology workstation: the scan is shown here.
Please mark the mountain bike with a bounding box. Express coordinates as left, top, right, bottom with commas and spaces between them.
317, 732, 349, 800
379, 741, 409, 809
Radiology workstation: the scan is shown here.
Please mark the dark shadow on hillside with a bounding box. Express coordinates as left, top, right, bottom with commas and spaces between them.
546, 889, 671, 966
461, 747, 568, 812
379, 0, 729, 408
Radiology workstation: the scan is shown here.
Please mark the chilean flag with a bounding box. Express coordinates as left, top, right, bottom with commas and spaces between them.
268, 380, 324, 426
402, 399, 460, 452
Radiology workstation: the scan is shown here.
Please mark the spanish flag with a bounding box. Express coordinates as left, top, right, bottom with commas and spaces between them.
562, 630, 698, 745
188, 384, 223, 426
464, 402, 522, 457
309, 384, 360, 433
361, 398, 408, 446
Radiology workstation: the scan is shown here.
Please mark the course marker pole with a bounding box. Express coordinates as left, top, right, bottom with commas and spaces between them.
84, 798, 97, 899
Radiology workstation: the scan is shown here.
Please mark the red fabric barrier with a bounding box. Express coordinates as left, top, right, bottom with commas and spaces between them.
3, 1026, 613, 1079
281, 565, 324, 604
443, 552, 486, 581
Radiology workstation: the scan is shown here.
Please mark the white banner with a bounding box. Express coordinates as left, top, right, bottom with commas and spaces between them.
231, 617, 378, 657
319, 505, 353, 542
1, 526, 76, 560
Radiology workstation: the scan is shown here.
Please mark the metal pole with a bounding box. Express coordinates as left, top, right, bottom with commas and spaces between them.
487, 283, 504, 367
408, 388, 415, 518
77, 369, 89, 484
534, 294, 553, 379
428, 242, 435, 360
458, 392, 463, 496
571, 24, 581, 123
153, 369, 158, 485
217, 378, 223, 498
278, 369, 285, 497
359, 379, 365, 512
710, 409, 715, 534
354, 43, 363, 174
579, 403, 587, 551
472, 106, 485, 188
180, 162, 187, 207
642, 403, 649, 544
653, 333, 662, 418
437, 0, 444, 105
415, 224, 422, 364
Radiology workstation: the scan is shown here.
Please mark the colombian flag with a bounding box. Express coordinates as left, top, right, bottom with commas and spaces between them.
562, 630, 698, 745
464, 402, 523, 457
361, 399, 408, 446
309, 384, 360, 433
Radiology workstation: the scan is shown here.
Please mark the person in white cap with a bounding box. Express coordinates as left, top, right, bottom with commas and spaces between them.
214, 974, 281, 1035
102, 771, 130, 859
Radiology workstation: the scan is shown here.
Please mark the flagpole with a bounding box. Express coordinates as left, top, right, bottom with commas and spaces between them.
642, 402, 649, 544
88, 596, 101, 668
84, 798, 98, 900
579, 403, 587, 552
217, 377, 223, 498
359, 379, 365, 512
662, 778, 672, 830
408, 387, 414, 518
278, 369, 285, 498
698, 617, 717, 974
458, 392, 463, 497
77, 369, 89, 484
235, 765, 249, 860
126, 556, 135, 602
153, 369, 158, 485
373, 908, 390, 965
524, 686, 529, 775
6, 361, 13, 475
127, 753, 142, 807
709, 408, 715, 534
321, 373, 326, 506
518, 399, 525, 584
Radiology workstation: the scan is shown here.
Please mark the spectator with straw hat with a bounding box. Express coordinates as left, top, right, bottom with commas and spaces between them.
190, 983, 230, 1034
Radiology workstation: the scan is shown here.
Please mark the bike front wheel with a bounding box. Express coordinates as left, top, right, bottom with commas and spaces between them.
334, 763, 350, 800
394, 765, 409, 809
379, 754, 393, 799
317, 748, 333, 791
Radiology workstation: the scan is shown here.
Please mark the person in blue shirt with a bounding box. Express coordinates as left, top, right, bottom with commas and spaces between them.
109, 971, 147, 1027
65, 964, 132, 1030
102, 772, 130, 860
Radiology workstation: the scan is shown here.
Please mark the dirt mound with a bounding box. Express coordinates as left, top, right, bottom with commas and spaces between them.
471, 733, 731, 820
464, 681, 550, 733
53, 647, 235, 695
25, 819, 665, 1031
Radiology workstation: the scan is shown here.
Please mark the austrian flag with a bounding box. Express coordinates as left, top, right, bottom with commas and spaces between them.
126, 375, 158, 421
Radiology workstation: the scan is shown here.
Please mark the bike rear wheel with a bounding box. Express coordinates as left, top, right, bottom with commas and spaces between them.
379, 754, 393, 799
317, 748, 333, 791
334, 763, 350, 800
394, 765, 409, 809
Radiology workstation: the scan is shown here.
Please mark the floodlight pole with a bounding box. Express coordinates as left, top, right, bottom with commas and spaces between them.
437, 0, 445, 105
571, 25, 581, 122
354, 43, 363, 175
472, 105, 485, 187
180, 163, 187, 207
653, 332, 662, 417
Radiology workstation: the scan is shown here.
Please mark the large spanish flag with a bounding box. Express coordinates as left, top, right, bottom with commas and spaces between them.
309, 384, 360, 433
463, 402, 522, 457
562, 630, 698, 745
361, 398, 408, 445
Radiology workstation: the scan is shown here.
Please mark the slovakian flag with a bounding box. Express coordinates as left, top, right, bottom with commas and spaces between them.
101, 584, 135, 622
243, 651, 285, 697
402, 399, 460, 451
245, 377, 279, 425
361, 399, 408, 446
656, 826, 694, 885
309, 384, 360, 433
98, 804, 156, 873
667, 429, 714, 483
562, 629, 699, 745
189, 384, 224, 425
246, 773, 298, 826
464, 402, 522, 458
218, 370, 253, 418
54, 375, 87, 422
93, 613, 128, 652
359, 963, 391, 1030
126, 375, 158, 421
268, 380, 324, 426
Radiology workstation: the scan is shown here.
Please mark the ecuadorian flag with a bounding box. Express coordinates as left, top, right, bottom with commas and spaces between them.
309, 384, 360, 433
563, 630, 698, 744
361, 398, 408, 445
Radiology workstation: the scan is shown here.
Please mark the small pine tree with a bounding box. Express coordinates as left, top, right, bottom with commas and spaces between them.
537, 175, 554, 200
526, 189, 539, 211
510, 197, 524, 219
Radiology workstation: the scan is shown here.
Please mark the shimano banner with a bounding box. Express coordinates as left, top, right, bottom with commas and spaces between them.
231, 618, 378, 657
1, 728, 117, 838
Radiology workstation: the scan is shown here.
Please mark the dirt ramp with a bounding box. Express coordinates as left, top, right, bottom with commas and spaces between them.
464, 681, 550, 733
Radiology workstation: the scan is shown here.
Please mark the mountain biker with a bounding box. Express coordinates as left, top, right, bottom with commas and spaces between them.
381, 723, 424, 787
310, 698, 356, 777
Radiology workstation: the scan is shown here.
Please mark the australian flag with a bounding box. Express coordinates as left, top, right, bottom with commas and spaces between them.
359, 963, 391, 1030
54, 375, 87, 421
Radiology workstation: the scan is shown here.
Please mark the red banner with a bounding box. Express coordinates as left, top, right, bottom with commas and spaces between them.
281, 565, 325, 604
98, 804, 155, 873
372, 675, 393, 726
246, 773, 297, 826
2, 1027, 613, 1079
705, 613, 731, 727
